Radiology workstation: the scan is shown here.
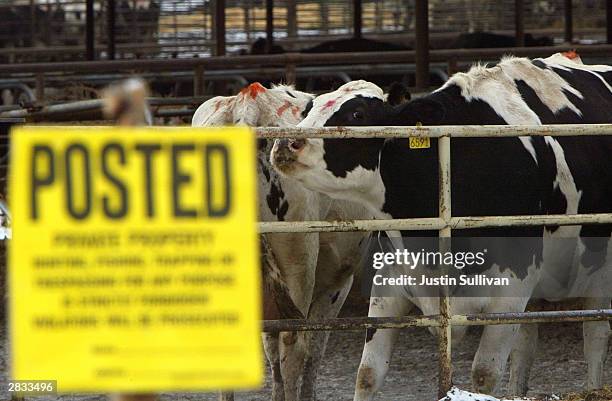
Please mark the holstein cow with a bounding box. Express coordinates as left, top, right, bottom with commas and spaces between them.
193, 82, 409, 401
271, 54, 612, 399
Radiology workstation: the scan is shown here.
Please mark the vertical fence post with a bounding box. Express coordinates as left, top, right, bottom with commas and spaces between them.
266, 0, 274, 53
607, 0, 612, 44
415, 0, 429, 90
86, 0, 95, 60
285, 63, 296, 85
107, 0, 116, 60
564, 0, 573, 43
215, 0, 226, 57
35, 73, 45, 104
514, 0, 525, 47
194, 65, 205, 96
353, 0, 362, 38
437, 134, 452, 398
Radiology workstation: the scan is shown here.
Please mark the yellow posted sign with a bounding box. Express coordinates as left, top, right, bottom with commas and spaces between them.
9, 126, 262, 392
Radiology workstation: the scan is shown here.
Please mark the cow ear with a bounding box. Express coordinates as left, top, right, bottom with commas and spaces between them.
386, 82, 411, 106
398, 98, 445, 125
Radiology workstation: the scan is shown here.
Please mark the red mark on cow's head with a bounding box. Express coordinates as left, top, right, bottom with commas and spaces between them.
240, 82, 267, 99
291, 106, 301, 117
277, 101, 291, 117
323, 99, 336, 109
562, 50, 579, 60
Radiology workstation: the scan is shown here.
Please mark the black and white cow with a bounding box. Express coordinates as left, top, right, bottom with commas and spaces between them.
271, 54, 612, 399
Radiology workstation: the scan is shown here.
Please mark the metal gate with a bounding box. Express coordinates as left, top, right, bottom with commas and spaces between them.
255, 123, 612, 399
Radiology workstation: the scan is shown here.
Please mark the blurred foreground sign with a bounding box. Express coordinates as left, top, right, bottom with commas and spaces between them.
9, 126, 262, 392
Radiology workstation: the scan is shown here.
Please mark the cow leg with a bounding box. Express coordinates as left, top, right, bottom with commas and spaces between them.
354, 296, 413, 401
267, 232, 318, 401
472, 296, 532, 394
279, 331, 308, 401
263, 332, 285, 401
300, 246, 353, 401
583, 297, 611, 390
507, 323, 538, 396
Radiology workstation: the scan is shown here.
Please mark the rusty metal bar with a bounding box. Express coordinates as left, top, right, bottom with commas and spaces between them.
264, 315, 442, 332
437, 135, 452, 396
415, 0, 429, 89
564, 0, 573, 43
2, 45, 612, 74
255, 124, 612, 139
259, 213, 612, 234
262, 310, 612, 333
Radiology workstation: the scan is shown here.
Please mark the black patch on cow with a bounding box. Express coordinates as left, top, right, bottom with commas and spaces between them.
515, 79, 582, 124
257, 139, 268, 150
365, 328, 377, 343
531, 59, 548, 71
277, 200, 289, 221
258, 155, 271, 182
285, 90, 296, 98
379, 84, 545, 278
330, 291, 340, 304
302, 99, 314, 118
266, 182, 286, 220
322, 96, 387, 177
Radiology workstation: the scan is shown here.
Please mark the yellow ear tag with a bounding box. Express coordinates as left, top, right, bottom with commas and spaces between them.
409, 122, 430, 149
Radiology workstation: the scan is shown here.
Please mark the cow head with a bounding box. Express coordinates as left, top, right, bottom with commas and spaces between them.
192, 82, 313, 128
270, 81, 390, 207
271, 80, 443, 210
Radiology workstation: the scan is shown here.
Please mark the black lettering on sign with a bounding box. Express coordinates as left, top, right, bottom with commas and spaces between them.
64, 143, 91, 220
205, 144, 231, 217
134, 143, 161, 218
171, 144, 197, 218
101, 143, 128, 219
30, 144, 55, 220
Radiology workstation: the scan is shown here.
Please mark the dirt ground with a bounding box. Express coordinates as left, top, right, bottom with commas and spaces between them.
0, 304, 610, 401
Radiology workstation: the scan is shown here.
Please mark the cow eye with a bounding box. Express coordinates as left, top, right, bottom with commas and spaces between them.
352, 111, 364, 120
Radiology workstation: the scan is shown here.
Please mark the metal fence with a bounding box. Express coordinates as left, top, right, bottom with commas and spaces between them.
253, 123, 612, 399
1, 0, 611, 62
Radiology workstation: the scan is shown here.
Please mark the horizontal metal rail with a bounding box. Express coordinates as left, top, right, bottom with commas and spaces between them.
1, 44, 612, 74
255, 124, 612, 139
259, 213, 612, 233
262, 309, 612, 333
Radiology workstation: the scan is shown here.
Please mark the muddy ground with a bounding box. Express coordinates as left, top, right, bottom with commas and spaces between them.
0, 301, 610, 401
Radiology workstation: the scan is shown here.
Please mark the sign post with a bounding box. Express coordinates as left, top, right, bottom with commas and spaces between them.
9, 126, 262, 394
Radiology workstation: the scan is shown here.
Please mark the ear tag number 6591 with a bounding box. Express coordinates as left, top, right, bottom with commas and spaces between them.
409, 137, 430, 149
